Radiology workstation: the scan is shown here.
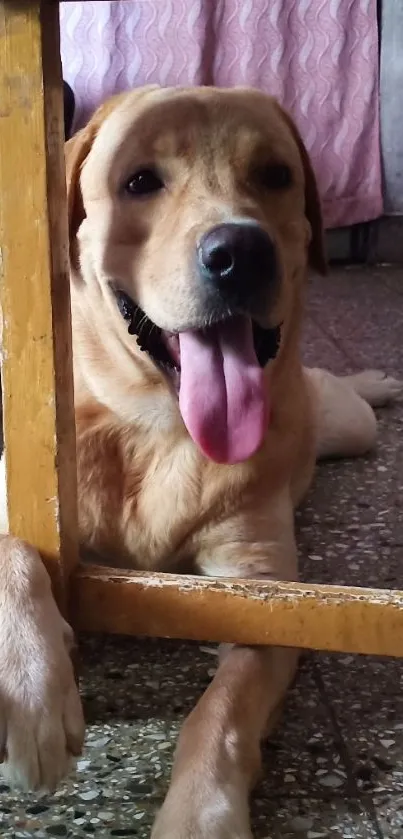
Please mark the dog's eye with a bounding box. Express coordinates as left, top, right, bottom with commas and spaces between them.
257, 163, 292, 191
124, 168, 164, 197
114, 289, 135, 322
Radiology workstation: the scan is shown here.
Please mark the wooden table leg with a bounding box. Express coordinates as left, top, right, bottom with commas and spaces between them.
0, 1, 78, 612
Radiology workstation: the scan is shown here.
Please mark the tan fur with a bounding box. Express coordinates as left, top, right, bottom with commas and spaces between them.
0, 86, 401, 832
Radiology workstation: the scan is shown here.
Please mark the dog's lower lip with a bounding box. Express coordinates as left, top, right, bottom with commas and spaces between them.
162, 332, 181, 369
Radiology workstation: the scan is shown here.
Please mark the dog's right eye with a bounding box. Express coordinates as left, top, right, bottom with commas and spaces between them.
124, 168, 164, 197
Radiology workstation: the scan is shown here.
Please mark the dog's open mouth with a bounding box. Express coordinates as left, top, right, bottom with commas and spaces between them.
113, 289, 281, 464
127, 303, 281, 375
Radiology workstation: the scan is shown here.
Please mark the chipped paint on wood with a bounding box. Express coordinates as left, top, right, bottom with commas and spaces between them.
72, 566, 403, 657
76, 567, 403, 607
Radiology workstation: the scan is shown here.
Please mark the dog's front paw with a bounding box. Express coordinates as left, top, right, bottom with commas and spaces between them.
348, 369, 403, 406
151, 779, 252, 839
0, 536, 85, 791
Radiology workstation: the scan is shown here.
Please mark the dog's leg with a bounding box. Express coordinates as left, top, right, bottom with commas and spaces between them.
304, 366, 402, 460
152, 498, 298, 839
152, 644, 298, 839
0, 455, 85, 790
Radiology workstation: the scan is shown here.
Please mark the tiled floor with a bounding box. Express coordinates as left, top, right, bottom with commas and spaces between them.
2, 266, 403, 838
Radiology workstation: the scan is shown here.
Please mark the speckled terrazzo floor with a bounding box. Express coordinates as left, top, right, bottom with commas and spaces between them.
2, 266, 403, 838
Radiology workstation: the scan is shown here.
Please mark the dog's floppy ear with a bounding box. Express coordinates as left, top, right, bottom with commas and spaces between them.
65, 87, 160, 262
65, 123, 96, 245
65, 94, 126, 248
274, 102, 327, 275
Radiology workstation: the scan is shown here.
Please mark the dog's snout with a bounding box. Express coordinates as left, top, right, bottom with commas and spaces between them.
197, 222, 277, 304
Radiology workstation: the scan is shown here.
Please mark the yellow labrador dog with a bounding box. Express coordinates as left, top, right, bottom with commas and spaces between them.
0, 86, 400, 838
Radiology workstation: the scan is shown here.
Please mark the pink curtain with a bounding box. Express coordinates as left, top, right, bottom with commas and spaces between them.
60, 0, 383, 229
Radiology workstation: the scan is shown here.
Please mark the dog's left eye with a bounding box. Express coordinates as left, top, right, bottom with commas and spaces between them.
124, 168, 164, 197
257, 163, 292, 191
114, 289, 135, 322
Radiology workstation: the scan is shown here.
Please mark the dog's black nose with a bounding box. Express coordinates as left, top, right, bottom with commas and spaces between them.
197, 222, 277, 306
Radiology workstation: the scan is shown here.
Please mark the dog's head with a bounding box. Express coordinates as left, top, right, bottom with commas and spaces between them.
66, 86, 325, 464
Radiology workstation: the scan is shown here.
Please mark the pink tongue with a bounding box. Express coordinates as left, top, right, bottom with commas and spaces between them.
178, 317, 267, 464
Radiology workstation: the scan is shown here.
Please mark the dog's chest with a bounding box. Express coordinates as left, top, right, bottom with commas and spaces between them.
129, 442, 204, 565
77, 425, 228, 570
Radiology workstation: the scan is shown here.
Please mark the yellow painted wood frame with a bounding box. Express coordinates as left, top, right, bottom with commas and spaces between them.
1, 1, 402, 658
